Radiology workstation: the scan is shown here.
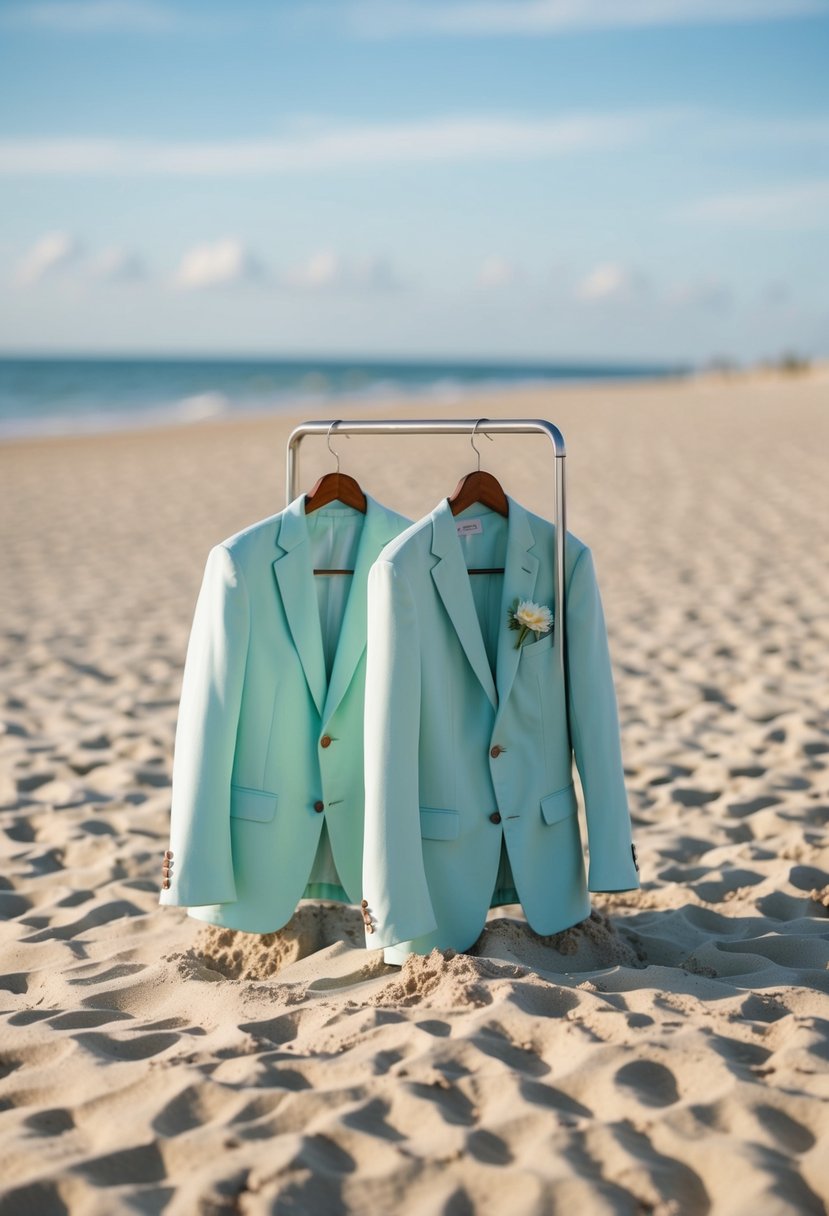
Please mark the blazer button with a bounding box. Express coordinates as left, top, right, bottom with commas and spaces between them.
320, 735, 332, 748
314, 800, 325, 813
164, 850, 173, 859
490, 745, 503, 758
162, 879, 170, 889
489, 811, 502, 824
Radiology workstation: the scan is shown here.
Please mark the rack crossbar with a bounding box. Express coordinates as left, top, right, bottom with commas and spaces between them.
286, 417, 567, 679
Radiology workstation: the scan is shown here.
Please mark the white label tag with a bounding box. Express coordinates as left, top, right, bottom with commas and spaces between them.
456, 519, 483, 536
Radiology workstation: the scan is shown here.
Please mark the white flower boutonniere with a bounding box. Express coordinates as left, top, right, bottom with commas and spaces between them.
507, 598, 554, 650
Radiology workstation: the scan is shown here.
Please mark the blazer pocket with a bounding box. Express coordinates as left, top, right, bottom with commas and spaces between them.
520, 630, 554, 661
230, 784, 278, 823
540, 782, 577, 826
419, 806, 461, 841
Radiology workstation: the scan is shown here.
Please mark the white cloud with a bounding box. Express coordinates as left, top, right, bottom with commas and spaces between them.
10, 0, 824, 38
681, 179, 829, 228
345, 0, 827, 37
282, 251, 404, 291
172, 238, 262, 289
2, 1, 176, 32
5, 110, 827, 179
575, 265, 733, 311
0, 111, 677, 177
14, 231, 81, 285
284, 250, 341, 288
576, 262, 648, 303
478, 256, 520, 287
86, 245, 144, 281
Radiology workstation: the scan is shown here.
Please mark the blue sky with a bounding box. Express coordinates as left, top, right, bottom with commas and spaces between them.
0, 0, 827, 363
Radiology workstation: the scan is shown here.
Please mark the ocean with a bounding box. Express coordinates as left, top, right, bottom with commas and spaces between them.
0, 354, 685, 440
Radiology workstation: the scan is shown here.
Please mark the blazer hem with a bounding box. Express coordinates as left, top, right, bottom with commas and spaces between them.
186, 906, 293, 935
159, 890, 237, 908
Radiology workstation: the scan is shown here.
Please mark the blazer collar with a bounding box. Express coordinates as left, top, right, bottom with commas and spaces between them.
273, 493, 401, 721
273, 494, 327, 716
493, 498, 540, 712
322, 494, 402, 724
430, 495, 539, 711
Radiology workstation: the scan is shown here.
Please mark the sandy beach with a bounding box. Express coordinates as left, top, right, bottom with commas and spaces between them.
1, 370, 828, 1215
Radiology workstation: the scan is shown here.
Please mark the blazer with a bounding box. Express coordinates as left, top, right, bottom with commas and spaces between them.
361, 494, 640, 962
159, 491, 411, 933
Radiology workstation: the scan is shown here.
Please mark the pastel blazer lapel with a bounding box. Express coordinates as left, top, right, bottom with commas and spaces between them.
272, 495, 327, 717
322, 495, 401, 724
495, 498, 540, 712
430, 498, 498, 710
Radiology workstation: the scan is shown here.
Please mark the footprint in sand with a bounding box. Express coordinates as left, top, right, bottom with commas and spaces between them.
73, 1030, 179, 1061
614, 1059, 680, 1107
22, 1107, 75, 1136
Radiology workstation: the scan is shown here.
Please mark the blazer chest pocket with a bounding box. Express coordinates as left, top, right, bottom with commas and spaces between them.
540, 782, 577, 826
520, 630, 554, 662
419, 806, 460, 841
230, 784, 278, 823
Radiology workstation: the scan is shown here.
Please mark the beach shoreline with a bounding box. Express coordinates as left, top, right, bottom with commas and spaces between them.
1, 358, 825, 448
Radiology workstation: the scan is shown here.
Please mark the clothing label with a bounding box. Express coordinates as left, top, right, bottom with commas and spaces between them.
456, 519, 483, 536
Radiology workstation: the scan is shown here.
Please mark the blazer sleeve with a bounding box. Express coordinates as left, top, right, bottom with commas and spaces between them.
565, 544, 640, 892
159, 543, 249, 908
362, 558, 439, 947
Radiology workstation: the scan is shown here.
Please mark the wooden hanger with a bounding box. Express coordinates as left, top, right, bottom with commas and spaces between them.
448, 420, 508, 574
305, 423, 366, 575
448, 469, 509, 518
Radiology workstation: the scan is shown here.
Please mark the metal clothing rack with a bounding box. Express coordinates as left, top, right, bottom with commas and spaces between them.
286, 417, 567, 678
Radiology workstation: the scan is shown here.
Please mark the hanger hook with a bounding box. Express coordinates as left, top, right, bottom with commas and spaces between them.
470, 417, 493, 472
326, 420, 345, 474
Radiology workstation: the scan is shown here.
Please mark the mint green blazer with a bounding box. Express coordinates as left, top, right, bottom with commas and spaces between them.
159, 492, 410, 933
362, 494, 640, 962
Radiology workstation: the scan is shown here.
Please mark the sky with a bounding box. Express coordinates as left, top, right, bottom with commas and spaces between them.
0, 0, 827, 364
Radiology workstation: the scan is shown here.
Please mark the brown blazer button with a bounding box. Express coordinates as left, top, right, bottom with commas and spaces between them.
162, 879, 170, 889
164, 850, 173, 859
314, 800, 325, 813
320, 734, 332, 748
366, 924, 375, 934
490, 745, 502, 758
360, 899, 368, 908
489, 811, 502, 824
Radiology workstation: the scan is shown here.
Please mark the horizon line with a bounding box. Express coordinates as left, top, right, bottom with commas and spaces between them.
0, 348, 694, 369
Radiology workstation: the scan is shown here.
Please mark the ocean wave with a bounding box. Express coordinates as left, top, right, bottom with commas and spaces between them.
0, 357, 683, 441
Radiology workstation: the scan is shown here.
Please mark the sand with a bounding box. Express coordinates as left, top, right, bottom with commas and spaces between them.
1, 369, 828, 1215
